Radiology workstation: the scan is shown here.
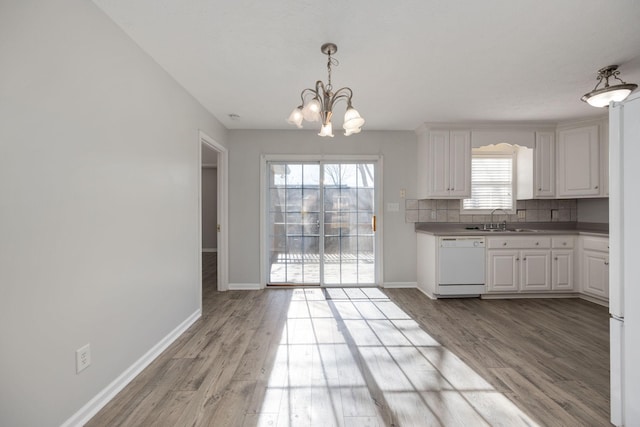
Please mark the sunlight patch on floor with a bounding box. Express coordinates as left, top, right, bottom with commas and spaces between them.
254, 288, 540, 427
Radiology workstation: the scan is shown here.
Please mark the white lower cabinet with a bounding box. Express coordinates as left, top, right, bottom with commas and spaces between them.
551, 236, 575, 291
487, 250, 519, 292
487, 235, 574, 294
582, 251, 609, 298
520, 250, 551, 291
551, 250, 574, 291
487, 249, 551, 292
579, 236, 609, 301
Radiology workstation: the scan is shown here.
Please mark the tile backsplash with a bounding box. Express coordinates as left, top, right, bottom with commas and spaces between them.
405, 199, 577, 224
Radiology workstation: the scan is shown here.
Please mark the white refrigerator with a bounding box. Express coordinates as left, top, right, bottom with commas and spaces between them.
610, 91, 640, 426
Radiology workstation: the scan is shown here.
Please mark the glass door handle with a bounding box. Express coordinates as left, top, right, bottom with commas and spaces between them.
372, 215, 377, 232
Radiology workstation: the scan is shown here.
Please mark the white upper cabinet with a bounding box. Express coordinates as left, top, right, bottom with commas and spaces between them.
417, 120, 608, 201
418, 129, 471, 199
449, 131, 471, 197
557, 125, 601, 197
600, 121, 609, 196
534, 131, 555, 198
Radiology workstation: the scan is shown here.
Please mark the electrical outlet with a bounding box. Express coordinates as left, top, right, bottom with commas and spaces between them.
517, 210, 526, 219
430, 210, 437, 220
399, 189, 406, 199
76, 343, 91, 374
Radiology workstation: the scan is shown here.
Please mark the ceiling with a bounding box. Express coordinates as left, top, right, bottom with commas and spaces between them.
93, 0, 640, 132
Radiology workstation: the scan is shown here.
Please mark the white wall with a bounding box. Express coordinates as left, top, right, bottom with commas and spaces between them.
202, 167, 218, 249
577, 198, 609, 223
0, 1, 227, 425
227, 130, 417, 287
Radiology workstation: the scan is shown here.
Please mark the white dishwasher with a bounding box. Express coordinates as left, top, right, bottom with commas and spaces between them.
438, 237, 486, 297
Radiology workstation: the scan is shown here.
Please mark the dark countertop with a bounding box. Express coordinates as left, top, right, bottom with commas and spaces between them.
415, 221, 608, 237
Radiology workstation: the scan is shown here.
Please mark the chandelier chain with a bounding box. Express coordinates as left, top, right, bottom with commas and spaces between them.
326, 51, 338, 92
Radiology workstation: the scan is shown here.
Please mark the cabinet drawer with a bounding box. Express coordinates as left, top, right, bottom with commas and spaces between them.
552, 236, 575, 249
487, 237, 551, 249
582, 236, 609, 252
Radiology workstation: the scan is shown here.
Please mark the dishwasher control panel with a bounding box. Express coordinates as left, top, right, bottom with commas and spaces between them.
440, 237, 485, 248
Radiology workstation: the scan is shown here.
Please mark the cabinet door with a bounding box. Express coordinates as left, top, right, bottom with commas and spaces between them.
520, 250, 551, 291
582, 250, 609, 298
428, 131, 450, 197
600, 121, 609, 196
487, 250, 519, 292
557, 125, 600, 197
534, 132, 555, 198
449, 130, 471, 197
552, 250, 574, 291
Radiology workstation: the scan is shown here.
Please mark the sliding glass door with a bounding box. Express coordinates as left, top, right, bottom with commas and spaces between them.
267, 161, 377, 286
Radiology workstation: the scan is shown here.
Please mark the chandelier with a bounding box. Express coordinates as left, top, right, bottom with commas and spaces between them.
287, 43, 365, 137
581, 65, 637, 107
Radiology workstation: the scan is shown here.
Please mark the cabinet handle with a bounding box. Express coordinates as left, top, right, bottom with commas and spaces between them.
516, 257, 520, 261
523, 257, 527, 261
595, 186, 599, 189
538, 188, 542, 191
535, 242, 539, 246
605, 261, 609, 266
563, 242, 567, 246
555, 257, 558, 260
503, 242, 507, 246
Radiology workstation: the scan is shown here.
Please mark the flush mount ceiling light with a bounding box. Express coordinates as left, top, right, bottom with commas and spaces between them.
287, 43, 365, 137
581, 65, 638, 107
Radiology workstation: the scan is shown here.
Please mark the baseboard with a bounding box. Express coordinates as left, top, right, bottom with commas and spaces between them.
228, 282, 262, 290
382, 282, 417, 289
61, 310, 201, 427
481, 293, 579, 300
202, 248, 217, 253
416, 286, 437, 299
578, 293, 609, 307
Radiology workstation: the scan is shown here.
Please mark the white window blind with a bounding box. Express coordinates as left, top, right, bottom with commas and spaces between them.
463, 154, 513, 211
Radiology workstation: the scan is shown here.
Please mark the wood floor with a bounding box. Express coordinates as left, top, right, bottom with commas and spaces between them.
87, 254, 611, 426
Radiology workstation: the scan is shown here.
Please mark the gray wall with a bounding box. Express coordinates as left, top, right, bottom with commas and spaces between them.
577, 198, 609, 223
0, 1, 227, 425
228, 129, 418, 286
202, 167, 218, 249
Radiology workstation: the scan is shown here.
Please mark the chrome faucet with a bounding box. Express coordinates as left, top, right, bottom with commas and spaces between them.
489, 208, 509, 230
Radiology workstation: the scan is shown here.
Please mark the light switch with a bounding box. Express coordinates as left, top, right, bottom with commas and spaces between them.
387, 202, 400, 212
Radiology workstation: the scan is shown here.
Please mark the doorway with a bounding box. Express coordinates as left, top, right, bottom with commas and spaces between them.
200, 131, 228, 293
264, 159, 379, 286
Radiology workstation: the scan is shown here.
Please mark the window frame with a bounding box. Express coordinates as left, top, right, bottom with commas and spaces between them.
461, 148, 517, 215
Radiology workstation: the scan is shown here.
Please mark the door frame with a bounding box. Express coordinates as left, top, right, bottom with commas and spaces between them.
259, 154, 384, 288
199, 130, 229, 292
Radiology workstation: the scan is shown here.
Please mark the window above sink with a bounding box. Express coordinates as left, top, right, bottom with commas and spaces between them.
462, 144, 518, 215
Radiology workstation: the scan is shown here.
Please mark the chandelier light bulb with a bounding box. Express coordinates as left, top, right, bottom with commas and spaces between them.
318, 122, 334, 137
302, 98, 322, 122
344, 127, 362, 136
287, 107, 304, 128
343, 107, 365, 130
